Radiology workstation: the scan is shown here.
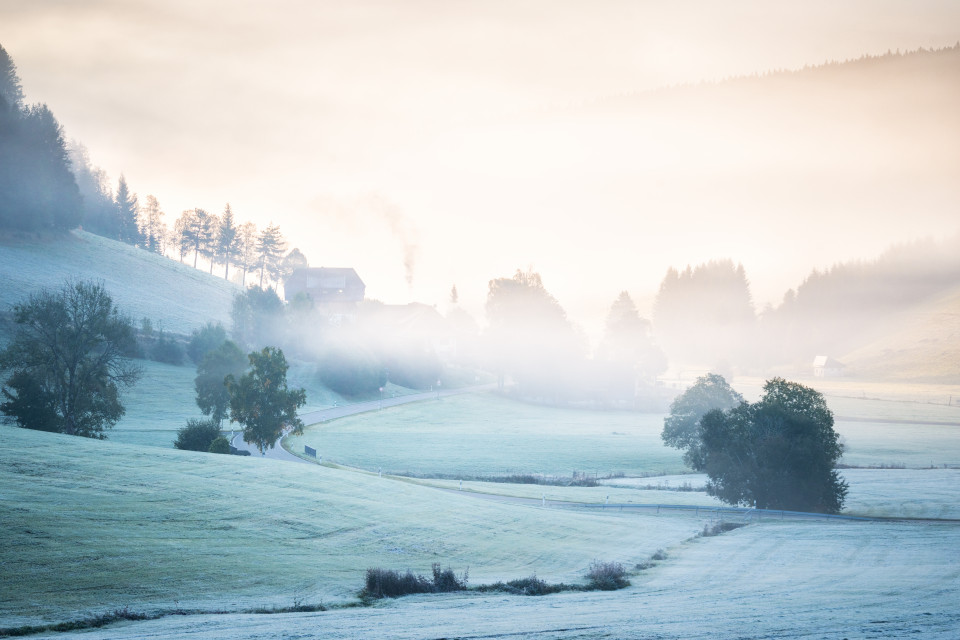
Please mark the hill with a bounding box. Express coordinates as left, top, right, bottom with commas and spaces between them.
840, 285, 960, 382
0, 229, 237, 336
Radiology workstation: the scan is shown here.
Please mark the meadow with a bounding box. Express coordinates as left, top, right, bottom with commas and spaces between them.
287, 389, 960, 478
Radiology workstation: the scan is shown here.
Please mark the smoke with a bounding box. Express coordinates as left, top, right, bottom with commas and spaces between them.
362, 194, 420, 290
311, 193, 420, 290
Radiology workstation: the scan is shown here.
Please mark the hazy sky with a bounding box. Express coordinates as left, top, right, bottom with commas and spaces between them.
2, 1, 958, 339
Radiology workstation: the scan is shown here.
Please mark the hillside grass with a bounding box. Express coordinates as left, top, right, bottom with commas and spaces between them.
18, 519, 960, 640
0, 230, 236, 336
0, 426, 703, 628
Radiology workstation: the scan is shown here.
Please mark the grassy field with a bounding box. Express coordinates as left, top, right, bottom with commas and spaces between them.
0, 230, 236, 337
288, 390, 960, 477
288, 393, 688, 477
0, 426, 705, 628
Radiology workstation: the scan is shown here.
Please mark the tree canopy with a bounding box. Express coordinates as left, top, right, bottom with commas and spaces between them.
665, 376, 848, 513
227, 347, 306, 453
195, 339, 248, 428
0, 280, 141, 438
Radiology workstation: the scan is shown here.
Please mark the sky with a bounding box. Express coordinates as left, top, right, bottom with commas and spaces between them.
2, 0, 958, 342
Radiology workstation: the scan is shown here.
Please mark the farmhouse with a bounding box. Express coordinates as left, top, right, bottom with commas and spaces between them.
284, 267, 365, 323
812, 355, 846, 377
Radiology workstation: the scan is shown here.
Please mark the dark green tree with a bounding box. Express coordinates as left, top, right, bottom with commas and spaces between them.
195, 339, 247, 427
661, 373, 744, 468
0, 280, 141, 438
115, 175, 141, 245
0, 43, 25, 110
227, 347, 306, 453
693, 378, 847, 513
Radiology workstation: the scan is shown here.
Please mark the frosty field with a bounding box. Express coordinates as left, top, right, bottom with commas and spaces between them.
288, 390, 960, 477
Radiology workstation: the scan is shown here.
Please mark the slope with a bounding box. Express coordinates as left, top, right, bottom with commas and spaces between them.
841, 284, 960, 382
0, 229, 236, 336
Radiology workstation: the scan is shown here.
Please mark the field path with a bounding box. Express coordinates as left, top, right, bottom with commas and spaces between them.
229, 384, 495, 462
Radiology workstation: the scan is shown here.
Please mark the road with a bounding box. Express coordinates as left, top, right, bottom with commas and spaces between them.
229, 384, 494, 462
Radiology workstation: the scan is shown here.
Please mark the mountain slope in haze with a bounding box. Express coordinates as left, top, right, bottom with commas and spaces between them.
840, 285, 960, 382
0, 229, 237, 335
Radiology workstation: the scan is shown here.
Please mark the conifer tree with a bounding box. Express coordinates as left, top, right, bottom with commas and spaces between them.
215, 204, 239, 279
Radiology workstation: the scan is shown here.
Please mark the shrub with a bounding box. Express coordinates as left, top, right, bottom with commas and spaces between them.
362, 568, 432, 599
174, 418, 221, 452
361, 564, 467, 600
651, 549, 668, 561
586, 560, 630, 591
208, 436, 231, 454
431, 563, 468, 592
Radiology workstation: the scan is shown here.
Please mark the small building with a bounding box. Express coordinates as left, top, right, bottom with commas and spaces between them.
812, 355, 846, 378
284, 268, 365, 324
284, 267, 365, 304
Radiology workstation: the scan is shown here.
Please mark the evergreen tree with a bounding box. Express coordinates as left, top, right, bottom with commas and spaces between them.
255, 222, 286, 288
201, 212, 221, 273
139, 194, 166, 254
114, 175, 141, 244
215, 204, 239, 279
67, 140, 115, 235
0, 43, 24, 111
236, 221, 258, 287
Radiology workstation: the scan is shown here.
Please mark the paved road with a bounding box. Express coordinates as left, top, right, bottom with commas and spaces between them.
229, 384, 495, 462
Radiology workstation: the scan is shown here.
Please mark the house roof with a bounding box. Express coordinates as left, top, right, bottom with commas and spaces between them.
812, 355, 846, 368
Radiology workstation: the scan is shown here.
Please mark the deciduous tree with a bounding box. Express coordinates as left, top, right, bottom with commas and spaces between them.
195, 340, 247, 428
0, 280, 141, 438
227, 346, 306, 453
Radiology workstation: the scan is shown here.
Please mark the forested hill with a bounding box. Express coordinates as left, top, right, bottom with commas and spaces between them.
0, 230, 236, 338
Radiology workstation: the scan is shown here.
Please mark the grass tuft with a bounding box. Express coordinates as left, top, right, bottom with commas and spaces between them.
585, 560, 630, 591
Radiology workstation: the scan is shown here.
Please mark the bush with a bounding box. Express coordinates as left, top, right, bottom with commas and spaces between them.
586, 560, 630, 591
362, 568, 432, 599
431, 563, 468, 592
361, 564, 467, 600
174, 418, 221, 452
208, 436, 231, 454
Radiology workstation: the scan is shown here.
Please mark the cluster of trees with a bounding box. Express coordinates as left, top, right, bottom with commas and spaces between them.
0, 278, 305, 455
483, 269, 666, 405
176, 322, 306, 455
662, 374, 848, 513
0, 45, 82, 233
1, 43, 306, 292
652, 260, 755, 370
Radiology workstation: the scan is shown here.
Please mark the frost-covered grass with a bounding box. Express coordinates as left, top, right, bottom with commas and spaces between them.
289, 393, 687, 477
29, 519, 960, 640
836, 418, 960, 468
0, 230, 236, 336
0, 426, 704, 628
289, 390, 960, 477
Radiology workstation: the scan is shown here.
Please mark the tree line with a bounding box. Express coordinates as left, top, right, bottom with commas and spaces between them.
1, 43, 306, 291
